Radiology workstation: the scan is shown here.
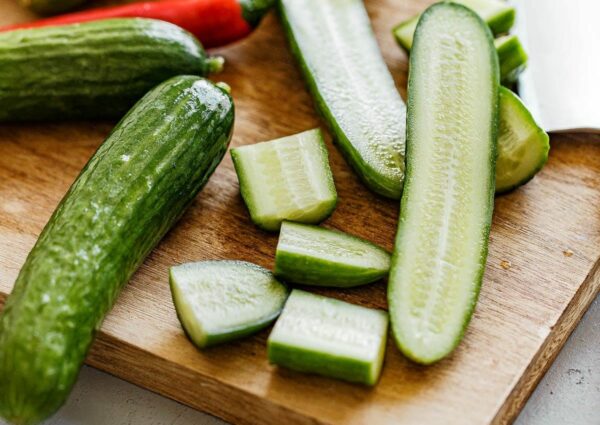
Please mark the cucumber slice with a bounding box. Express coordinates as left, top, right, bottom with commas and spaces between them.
274, 221, 390, 287
495, 35, 528, 84
268, 289, 388, 385
279, 0, 407, 199
170, 261, 289, 347
496, 87, 550, 193
230, 129, 337, 232
388, 3, 499, 364
393, 0, 515, 51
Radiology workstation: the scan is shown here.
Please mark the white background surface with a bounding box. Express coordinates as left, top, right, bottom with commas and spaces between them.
1, 294, 598, 425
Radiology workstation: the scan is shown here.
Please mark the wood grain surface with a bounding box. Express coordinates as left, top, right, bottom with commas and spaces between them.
1, 0, 599, 424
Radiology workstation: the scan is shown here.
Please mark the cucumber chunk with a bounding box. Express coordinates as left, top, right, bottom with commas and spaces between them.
279, 0, 407, 199
274, 221, 390, 287
495, 35, 528, 84
395, 19, 526, 84
268, 289, 388, 385
170, 261, 289, 348
393, 0, 515, 51
230, 129, 337, 232
496, 87, 550, 193
388, 3, 499, 364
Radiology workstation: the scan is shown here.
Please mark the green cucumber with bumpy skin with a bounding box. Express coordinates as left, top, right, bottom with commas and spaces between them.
496, 87, 549, 193
274, 221, 390, 287
0, 76, 234, 425
170, 261, 289, 348
268, 289, 388, 385
0, 18, 223, 122
393, 0, 515, 51
279, 0, 407, 199
388, 3, 499, 364
231, 129, 337, 232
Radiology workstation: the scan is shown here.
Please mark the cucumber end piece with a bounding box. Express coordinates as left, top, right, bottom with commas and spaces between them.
495, 88, 550, 194
170, 261, 289, 348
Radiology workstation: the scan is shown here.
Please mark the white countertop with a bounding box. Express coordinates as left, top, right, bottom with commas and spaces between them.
1, 294, 598, 425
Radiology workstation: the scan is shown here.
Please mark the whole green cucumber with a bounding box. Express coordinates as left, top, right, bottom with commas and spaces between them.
0, 18, 223, 121
0, 76, 234, 425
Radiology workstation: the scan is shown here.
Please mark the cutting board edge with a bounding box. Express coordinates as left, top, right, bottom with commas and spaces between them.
2, 253, 598, 425
491, 256, 600, 425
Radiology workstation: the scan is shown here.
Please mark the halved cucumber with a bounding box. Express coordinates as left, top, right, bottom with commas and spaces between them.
279, 0, 407, 199
274, 221, 390, 287
268, 289, 388, 385
393, 0, 515, 51
170, 261, 289, 347
496, 87, 550, 193
230, 129, 337, 232
388, 3, 499, 364
495, 35, 528, 84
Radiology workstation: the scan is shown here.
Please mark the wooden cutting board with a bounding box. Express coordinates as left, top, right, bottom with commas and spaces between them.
1, 0, 599, 424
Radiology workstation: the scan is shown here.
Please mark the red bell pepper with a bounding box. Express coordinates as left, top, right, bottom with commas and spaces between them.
0, 0, 274, 48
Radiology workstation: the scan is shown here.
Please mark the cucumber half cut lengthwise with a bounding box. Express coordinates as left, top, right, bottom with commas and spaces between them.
393, 0, 515, 51
170, 261, 289, 348
230, 129, 337, 232
268, 289, 389, 385
279, 0, 407, 199
388, 3, 499, 364
0, 76, 234, 425
496, 87, 549, 193
274, 221, 390, 287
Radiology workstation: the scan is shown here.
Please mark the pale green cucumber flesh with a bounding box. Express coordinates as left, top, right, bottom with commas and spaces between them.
496, 87, 550, 193
279, 0, 406, 199
495, 35, 528, 84
274, 221, 390, 287
230, 129, 337, 232
170, 261, 289, 348
393, 0, 515, 51
268, 289, 388, 385
388, 3, 499, 364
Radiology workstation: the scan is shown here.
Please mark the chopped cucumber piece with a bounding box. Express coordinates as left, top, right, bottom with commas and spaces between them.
388, 3, 499, 364
170, 261, 289, 348
393, 0, 515, 51
230, 129, 337, 232
396, 19, 526, 84
495, 35, 528, 84
496, 87, 550, 193
279, 0, 407, 199
274, 221, 390, 287
268, 289, 388, 385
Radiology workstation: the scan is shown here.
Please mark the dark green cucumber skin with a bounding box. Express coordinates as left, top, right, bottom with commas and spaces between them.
239, 0, 276, 26
20, 0, 86, 15
0, 18, 215, 121
268, 340, 373, 385
0, 76, 234, 425
274, 252, 388, 288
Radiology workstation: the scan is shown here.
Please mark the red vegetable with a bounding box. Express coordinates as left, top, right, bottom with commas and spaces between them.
0, 0, 274, 48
